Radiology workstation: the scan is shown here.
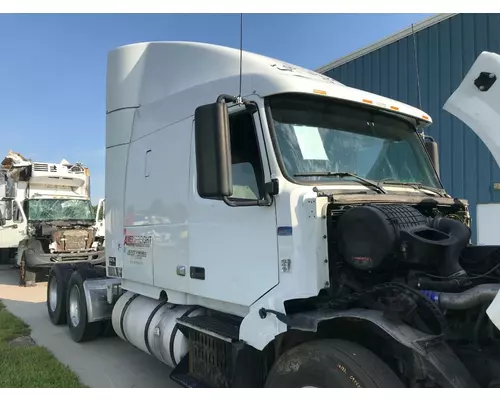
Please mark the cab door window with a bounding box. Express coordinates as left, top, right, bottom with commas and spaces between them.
228, 110, 265, 201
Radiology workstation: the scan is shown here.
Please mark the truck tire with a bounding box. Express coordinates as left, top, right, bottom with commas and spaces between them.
265, 339, 404, 388
47, 265, 73, 325
66, 270, 101, 342
19, 253, 36, 287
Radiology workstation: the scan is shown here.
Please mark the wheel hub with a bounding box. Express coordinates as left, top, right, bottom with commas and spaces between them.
49, 277, 58, 312
69, 285, 81, 327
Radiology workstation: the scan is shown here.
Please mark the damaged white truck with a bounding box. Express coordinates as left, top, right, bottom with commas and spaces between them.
0, 151, 104, 286
45, 43, 500, 388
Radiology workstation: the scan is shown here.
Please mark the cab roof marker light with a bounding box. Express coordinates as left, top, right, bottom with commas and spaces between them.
362, 99, 373, 104
313, 89, 327, 95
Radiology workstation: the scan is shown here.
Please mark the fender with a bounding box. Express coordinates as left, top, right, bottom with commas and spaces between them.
259, 307, 478, 388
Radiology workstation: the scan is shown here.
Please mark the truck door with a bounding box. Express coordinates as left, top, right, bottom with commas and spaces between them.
188, 106, 279, 307
0, 199, 26, 249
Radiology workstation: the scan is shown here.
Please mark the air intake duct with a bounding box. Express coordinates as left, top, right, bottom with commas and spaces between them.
337, 204, 470, 277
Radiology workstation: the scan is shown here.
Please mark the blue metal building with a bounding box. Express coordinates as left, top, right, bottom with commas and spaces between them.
317, 13, 500, 243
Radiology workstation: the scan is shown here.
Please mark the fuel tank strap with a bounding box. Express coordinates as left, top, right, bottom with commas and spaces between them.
120, 293, 140, 343
144, 300, 168, 356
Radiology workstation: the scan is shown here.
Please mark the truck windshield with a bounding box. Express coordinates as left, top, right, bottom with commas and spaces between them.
267, 94, 441, 189
25, 199, 94, 222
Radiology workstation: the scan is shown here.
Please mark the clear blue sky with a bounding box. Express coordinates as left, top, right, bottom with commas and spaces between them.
0, 13, 433, 203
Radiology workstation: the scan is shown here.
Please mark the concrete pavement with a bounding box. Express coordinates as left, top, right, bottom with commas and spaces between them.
0, 265, 180, 388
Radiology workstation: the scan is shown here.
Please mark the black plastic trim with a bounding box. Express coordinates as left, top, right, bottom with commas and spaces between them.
474, 71, 497, 92
190, 266, 205, 280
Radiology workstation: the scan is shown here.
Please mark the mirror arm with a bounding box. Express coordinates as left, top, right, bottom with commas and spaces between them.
217, 94, 238, 104
217, 94, 254, 108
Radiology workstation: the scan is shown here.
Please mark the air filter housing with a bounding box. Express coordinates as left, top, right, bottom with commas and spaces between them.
336, 204, 470, 277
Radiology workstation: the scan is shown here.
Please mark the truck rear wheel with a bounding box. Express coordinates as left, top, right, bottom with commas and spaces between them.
47, 265, 72, 325
66, 270, 101, 342
265, 339, 404, 388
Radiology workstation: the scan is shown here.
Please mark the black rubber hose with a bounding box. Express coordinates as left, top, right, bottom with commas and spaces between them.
430, 216, 471, 278
416, 277, 463, 292
422, 284, 500, 310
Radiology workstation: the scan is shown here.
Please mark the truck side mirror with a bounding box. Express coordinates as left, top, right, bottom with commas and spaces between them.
424, 135, 440, 177
194, 102, 233, 199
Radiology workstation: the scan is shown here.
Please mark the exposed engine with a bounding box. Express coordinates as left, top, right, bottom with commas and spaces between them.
30, 222, 95, 253
50, 228, 94, 252
287, 200, 500, 387
334, 202, 500, 386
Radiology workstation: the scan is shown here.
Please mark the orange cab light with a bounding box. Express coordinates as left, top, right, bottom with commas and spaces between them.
313, 89, 327, 95
422, 115, 429, 120
362, 99, 373, 104
390, 106, 399, 111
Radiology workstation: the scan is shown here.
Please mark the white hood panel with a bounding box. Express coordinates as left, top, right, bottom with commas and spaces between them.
444, 51, 500, 166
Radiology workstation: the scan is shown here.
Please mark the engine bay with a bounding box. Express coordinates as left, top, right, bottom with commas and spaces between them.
29, 221, 96, 254
285, 196, 500, 387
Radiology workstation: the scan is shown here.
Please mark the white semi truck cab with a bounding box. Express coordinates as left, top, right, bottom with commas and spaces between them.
0, 151, 105, 286
46, 43, 500, 388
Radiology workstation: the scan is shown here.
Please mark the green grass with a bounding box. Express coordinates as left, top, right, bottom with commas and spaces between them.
0, 301, 86, 388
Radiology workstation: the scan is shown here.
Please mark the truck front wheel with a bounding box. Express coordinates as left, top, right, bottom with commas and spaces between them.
66, 270, 101, 342
18, 253, 36, 287
265, 339, 404, 388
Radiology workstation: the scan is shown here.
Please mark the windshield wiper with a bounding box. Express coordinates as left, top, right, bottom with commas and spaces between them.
294, 171, 387, 194
379, 180, 444, 197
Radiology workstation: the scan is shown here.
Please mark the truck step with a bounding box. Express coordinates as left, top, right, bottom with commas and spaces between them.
170, 372, 209, 388
176, 313, 242, 342
169, 354, 209, 388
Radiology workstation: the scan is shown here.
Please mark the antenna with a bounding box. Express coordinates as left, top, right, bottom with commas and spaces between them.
411, 23, 422, 110
237, 13, 243, 103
